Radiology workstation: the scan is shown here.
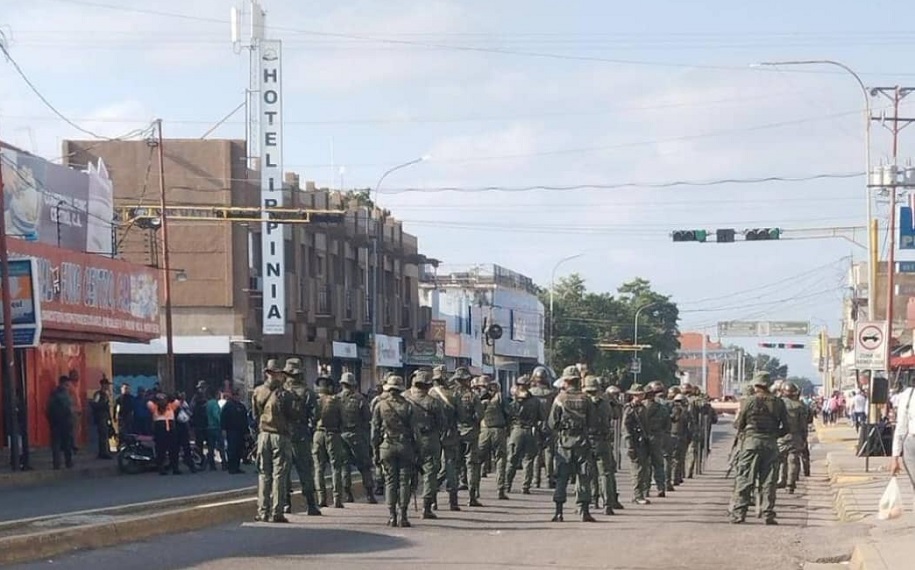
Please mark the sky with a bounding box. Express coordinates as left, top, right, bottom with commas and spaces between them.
5, 0, 915, 380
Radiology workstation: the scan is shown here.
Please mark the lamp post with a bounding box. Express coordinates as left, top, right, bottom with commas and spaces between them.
548, 253, 583, 368
370, 156, 429, 380
632, 301, 659, 384
754, 60, 873, 318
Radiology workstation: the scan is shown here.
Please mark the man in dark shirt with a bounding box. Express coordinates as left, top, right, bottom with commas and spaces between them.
221, 388, 249, 474
114, 383, 135, 444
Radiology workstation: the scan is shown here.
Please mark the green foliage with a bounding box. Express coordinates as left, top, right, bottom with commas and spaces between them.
542, 274, 680, 387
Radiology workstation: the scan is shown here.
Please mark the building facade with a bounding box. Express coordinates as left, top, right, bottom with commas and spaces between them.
419, 265, 545, 392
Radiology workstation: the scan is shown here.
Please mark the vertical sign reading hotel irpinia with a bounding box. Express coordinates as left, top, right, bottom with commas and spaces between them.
259, 39, 285, 335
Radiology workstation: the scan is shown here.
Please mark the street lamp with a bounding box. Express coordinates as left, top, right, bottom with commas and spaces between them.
548, 253, 583, 368
753, 60, 873, 319
370, 155, 430, 378
633, 301, 659, 384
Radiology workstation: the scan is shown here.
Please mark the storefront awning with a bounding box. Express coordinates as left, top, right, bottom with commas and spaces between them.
111, 335, 232, 355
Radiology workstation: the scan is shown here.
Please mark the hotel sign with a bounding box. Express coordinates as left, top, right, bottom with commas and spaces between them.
259, 39, 285, 335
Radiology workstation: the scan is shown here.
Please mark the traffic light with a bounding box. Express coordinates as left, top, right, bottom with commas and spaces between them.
745, 228, 781, 241
716, 228, 736, 243
672, 230, 708, 242
758, 342, 805, 349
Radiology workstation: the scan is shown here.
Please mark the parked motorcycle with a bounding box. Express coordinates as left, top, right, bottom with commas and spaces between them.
117, 433, 205, 474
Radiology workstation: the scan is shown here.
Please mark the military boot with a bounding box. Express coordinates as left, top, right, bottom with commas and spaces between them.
468, 489, 483, 507
345, 489, 355, 503
399, 508, 411, 528
612, 495, 625, 510
666, 483, 675, 492
318, 492, 328, 508
386, 507, 398, 527
305, 492, 322, 516
448, 491, 461, 511
551, 502, 564, 522
422, 499, 438, 520
604, 505, 615, 516
580, 504, 596, 523
592, 497, 600, 510
498, 489, 509, 500
366, 489, 378, 504
333, 495, 345, 509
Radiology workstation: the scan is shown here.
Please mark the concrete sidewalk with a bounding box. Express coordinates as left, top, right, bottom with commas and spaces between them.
0, 447, 119, 489
817, 419, 915, 570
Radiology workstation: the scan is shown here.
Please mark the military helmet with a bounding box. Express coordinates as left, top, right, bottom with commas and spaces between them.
583, 376, 601, 392
606, 385, 621, 396
412, 370, 432, 387
472, 376, 488, 389
315, 375, 334, 387
265, 359, 283, 374
515, 375, 531, 387
681, 381, 694, 393
668, 386, 681, 398
340, 372, 356, 386
752, 371, 771, 388
383, 376, 406, 392
673, 394, 687, 403
531, 366, 549, 381
451, 367, 473, 382
560, 365, 580, 381
646, 380, 665, 394
627, 383, 646, 395
432, 365, 446, 379
783, 382, 800, 395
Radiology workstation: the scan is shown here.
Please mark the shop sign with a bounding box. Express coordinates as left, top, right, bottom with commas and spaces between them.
0, 258, 41, 347
405, 340, 444, 366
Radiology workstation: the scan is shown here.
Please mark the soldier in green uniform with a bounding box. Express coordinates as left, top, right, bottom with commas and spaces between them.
372, 376, 416, 528
454, 368, 484, 507
669, 393, 691, 487
584, 376, 618, 515
252, 359, 292, 523
729, 371, 789, 524
313, 374, 345, 509
282, 358, 322, 516
530, 366, 556, 489
604, 385, 625, 510
644, 381, 671, 496
406, 370, 444, 519
548, 366, 595, 522
370, 377, 387, 497
624, 383, 651, 505
431, 365, 462, 512
684, 382, 702, 478
339, 372, 377, 505
477, 375, 510, 500
777, 382, 809, 494
506, 375, 543, 495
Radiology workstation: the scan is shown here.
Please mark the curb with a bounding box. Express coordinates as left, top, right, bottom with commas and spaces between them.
0, 480, 365, 565
851, 543, 888, 570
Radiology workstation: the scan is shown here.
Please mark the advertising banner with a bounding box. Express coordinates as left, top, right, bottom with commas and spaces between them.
405, 340, 445, 366
0, 258, 41, 347
1, 148, 113, 255
259, 39, 285, 335
10, 239, 160, 342
374, 334, 403, 368
429, 319, 446, 342
332, 341, 359, 360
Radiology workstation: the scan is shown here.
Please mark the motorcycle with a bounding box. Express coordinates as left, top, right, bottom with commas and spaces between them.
117, 433, 205, 475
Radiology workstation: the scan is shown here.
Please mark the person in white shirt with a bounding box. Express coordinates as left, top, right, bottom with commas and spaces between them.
890, 385, 915, 478
851, 391, 868, 431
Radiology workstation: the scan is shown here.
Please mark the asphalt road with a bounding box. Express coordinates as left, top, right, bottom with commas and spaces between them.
7, 424, 865, 570
0, 467, 258, 522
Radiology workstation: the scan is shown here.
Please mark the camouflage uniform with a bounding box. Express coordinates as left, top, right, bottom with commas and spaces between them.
454, 370, 484, 507
530, 367, 557, 489
252, 360, 292, 522
313, 376, 346, 508
585, 377, 619, 515
405, 371, 445, 519
643, 383, 670, 495
339, 373, 377, 504
372, 376, 416, 528
777, 383, 809, 493
430, 366, 462, 511
548, 367, 595, 522
506, 375, 544, 494
669, 394, 691, 487
624, 384, 651, 504
282, 358, 321, 516
477, 376, 510, 500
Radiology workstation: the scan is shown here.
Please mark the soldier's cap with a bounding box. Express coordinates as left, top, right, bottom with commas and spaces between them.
752, 371, 771, 388
583, 376, 601, 392
451, 367, 473, 382
515, 375, 531, 387
560, 365, 580, 381
383, 376, 406, 391
315, 375, 334, 386
411, 370, 432, 387
673, 394, 687, 402
340, 372, 356, 386
627, 383, 646, 395
265, 359, 283, 374
283, 358, 303, 376
606, 385, 621, 395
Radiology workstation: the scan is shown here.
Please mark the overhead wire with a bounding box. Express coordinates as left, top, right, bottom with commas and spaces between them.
114, 144, 156, 253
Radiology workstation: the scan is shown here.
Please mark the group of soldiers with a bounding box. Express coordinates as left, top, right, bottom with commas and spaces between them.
727, 371, 812, 525
249, 357, 723, 527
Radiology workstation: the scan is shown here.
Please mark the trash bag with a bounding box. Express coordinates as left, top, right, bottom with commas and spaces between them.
877, 476, 903, 520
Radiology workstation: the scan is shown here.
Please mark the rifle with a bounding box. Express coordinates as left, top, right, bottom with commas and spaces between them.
723, 431, 742, 479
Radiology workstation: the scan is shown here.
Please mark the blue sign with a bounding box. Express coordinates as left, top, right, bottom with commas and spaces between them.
897, 261, 915, 273
900, 206, 915, 249
0, 258, 42, 348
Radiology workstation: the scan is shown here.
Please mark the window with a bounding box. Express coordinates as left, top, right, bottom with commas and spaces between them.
465, 305, 472, 335
316, 255, 325, 278
509, 309, 515, 340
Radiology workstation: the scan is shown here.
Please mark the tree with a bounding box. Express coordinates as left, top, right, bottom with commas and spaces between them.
542, 275, 680, 388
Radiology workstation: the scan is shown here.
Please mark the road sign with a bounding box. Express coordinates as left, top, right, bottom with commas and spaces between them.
718, 320, 809, 337
854, 321, 888, 370
630, 357, 641, 374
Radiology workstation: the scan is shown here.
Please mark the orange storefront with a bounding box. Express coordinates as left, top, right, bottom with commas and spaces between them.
0, 239, 159, 448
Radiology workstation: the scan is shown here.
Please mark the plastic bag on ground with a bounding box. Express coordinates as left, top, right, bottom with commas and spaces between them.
877, 476, 903, 520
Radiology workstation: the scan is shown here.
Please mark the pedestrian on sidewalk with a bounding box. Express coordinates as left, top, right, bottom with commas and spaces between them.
221, 388, 248, 474
175, 392, 197, 473
851, 390, 868, 432
46, 375, 75, 470
190, 381, 209, 457
149, 393, 180, 475
115, 383, 134, 444
91, 377, 114, 459
890, 382, 915, 487
206, 388, 227, 470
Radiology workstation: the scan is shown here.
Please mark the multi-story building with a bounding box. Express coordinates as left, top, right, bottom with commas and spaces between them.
676, 332, 734, 398
63, 139, 432, 394
419, 264, 545, 391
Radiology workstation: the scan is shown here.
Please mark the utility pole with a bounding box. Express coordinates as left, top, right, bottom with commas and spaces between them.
0, 142, 22, 470
155, 120, 176, 394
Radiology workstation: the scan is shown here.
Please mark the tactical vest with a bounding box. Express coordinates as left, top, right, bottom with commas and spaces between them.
339, 390, 365, 433
555, 390, 589, 436
379, 397, 412, 440
644, 399, 671, 436
456, 387, 479, 428
510, 395, 541, 429
407, 390, 439, 435
431, 385, 459, 445
783, 398, 807, 436
481, 395, 507, 428
588, 397, 612, 437
744, 395, 780, 437
316, 393, 342, 432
